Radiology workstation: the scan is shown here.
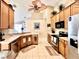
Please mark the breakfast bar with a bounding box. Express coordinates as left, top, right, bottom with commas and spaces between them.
0, 33, 38, 52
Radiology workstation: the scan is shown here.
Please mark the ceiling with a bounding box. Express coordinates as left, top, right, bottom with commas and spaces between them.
13, 0, 75, 24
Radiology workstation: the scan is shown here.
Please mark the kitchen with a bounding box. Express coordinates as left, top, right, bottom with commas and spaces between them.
0, 0, 79, 59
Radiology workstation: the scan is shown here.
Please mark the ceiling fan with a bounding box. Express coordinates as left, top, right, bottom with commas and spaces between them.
28, 0, 47, 12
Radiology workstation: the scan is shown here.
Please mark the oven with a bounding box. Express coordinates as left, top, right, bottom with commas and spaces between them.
51, 35, 59, 52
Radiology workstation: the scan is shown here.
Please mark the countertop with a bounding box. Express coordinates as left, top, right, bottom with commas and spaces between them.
48, 33, 58, 35
48, 32, 68, 41
59, 37, 68, 41
0, 33, 38, 44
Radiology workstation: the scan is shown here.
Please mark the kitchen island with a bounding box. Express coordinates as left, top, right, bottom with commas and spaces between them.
0, 32, 38, 52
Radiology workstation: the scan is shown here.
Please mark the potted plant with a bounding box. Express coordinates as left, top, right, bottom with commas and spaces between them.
59, 4, 65, 11
51, 11, 57, 15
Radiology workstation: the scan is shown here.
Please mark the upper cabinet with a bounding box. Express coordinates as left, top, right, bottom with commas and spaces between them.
0, 0, 14, 29
56, 14, 59, 22
59, 11, 64, 21
71, 2, 79, 16
51, 1, 79, 30
64, 7, 70, 29
51, 16, 56, 29
1, 0, 9, 29
3, 0, 10, 4
8, 5, 14, 29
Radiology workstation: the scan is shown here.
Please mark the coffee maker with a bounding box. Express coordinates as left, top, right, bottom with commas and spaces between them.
0, 32, 5, 41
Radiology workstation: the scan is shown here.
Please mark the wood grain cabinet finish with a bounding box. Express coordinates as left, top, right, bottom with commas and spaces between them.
32, 35, 38, 45
59, 11, 64, 21
59, 39, 68, 59
51, 16, 56, 29
9, 34, 38, 53
56, 14, 59, 22
64, 7, 70, 29
0, 0, 14, 29
0, 44, 1, 51
26, 35, 32, 46
0, 0, 9, 29
71, 2, 79, 16
48, 34, 51, 43
20, 36, 27, 49
3, 0, 10, 4
10, 39, 20, 53
8, 6, 14, 29
11, 41, 18, 53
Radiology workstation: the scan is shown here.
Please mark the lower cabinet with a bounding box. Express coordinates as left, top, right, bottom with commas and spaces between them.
48, 34, 51, 43
0, 44, 1, 51
59, 39, 68, 59
10, 39, 20, 53
26, 35, 32, 46
32, 35, 38, 45
9, 34, 38, 53
20, 36, 27, 49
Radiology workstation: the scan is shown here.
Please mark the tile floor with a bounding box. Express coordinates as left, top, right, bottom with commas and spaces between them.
15, 37, 65, 59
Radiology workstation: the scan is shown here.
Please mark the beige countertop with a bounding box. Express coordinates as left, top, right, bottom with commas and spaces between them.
48, 32, 68, 41
0, 33, 38, 50
59, 37, 68, 41
48, 32, 59, 35
0, 33, 38, 44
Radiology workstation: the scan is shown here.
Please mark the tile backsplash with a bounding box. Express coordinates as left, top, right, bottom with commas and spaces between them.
2, 29, 14, 35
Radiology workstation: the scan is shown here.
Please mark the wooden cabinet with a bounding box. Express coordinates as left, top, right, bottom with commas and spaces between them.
10, 39, 20, 53
48, 34, 51, 43
64, 7, 70, 29
0, 44, 1, 51
0, 0, 14, 29
8, 5, 14, 29
51, 16, 56, 29
32, 35, 38, 45
71, 2, 79, 16
59, 38, 68, 59
9, 34, 38, 53
1, 0, 9, 29
3, 0, 10, 4
26, 35, 32, 46
59, 11, 64, 21
20, 36, 27, 49
56, 14, 59, 22
11, 41, 18, 53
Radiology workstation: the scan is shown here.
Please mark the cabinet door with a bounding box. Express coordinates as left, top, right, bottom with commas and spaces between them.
32, 35, 38, 45
9, 7, 14, 29
59, 11, 64, 21
1, 1, 9, 29
56, 14, 59, 22
0, 44, 1, 51
20, 36, 27, 49
64, 7, 70, 30
11, 41, 18, 53
3, 0, 10, 4
26, 35, 32, 46
59, 39, 65, 56
71, 2, 79, 16
51, 16, 56, 29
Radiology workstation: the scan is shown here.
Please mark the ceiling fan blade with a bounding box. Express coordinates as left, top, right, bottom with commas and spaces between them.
38, 4, 47, 11
29, 5, 34, 7
28, 8, 34, 11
